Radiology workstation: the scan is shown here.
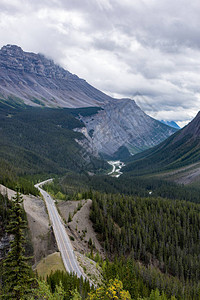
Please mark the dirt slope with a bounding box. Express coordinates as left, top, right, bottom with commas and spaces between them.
57, 199, 105, 258
0, 185, 57, 266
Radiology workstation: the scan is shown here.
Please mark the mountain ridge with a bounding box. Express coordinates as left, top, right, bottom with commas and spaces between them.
0, 44, 112, 108
123, 111, 200, 175
0, 44, 177, 158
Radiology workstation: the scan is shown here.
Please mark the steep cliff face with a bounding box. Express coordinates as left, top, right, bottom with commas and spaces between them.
76, 99, 177, 158
0, 44, 112, 108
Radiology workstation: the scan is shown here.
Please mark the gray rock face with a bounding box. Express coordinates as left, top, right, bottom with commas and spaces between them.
0, 233, 11, 261
76, 99, 177, 157
0, 44, 112, 108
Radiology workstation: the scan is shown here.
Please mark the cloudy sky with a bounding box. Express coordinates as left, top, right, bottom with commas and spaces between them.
1, 0, 200, 126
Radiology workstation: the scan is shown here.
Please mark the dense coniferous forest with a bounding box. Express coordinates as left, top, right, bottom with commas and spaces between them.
0, 192, 33, 267
46, 270, 92, 299
102, 258, 199, 299
89, 192, 200, 299
0, 193, 12, 239
45, 172, 200, 203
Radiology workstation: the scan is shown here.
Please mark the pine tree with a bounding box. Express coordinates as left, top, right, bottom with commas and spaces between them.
27, 280, 66, 300
68, 212, 72, 222
2, 190, 33, 299
71, 288, 82, 299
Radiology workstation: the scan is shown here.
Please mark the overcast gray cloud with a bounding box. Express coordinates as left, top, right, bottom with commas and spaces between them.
1, 0, 200, 126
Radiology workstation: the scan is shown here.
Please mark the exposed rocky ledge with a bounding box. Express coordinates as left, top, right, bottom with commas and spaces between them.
0, 44, 75, 79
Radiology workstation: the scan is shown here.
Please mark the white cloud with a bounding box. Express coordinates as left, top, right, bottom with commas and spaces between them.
0, 0, 200, 123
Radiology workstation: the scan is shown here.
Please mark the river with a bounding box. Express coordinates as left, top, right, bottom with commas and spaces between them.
107, 160, 125, 178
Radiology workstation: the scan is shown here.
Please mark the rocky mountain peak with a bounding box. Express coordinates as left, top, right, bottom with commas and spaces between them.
0, 44, 74, 79
188, 111, 200, 137
0, 44, 112, 107
1, 44, 23, 55
175, 111, 200, 140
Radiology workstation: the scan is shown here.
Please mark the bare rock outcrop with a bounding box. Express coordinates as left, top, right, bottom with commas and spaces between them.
77, 98, 177, 157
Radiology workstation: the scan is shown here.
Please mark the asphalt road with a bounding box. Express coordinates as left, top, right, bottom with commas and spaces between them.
35, 179, 84, 278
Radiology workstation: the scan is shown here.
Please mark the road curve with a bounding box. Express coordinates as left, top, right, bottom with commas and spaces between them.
35, 179, 85, 279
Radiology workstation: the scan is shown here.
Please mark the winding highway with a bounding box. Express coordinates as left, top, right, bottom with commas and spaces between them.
35, 179, 85, 279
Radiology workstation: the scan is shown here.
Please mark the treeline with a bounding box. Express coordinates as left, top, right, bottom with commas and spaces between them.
0, 163, 39, 195
103, 258, 199, 300
89, 192, 200, 299
43, 271, 179, 299
48, 172, 200, 203
0, 193, 12, 239
46, 270, 92, 299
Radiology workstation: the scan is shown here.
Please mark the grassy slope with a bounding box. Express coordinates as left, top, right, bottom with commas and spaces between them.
36, 252, 65, 279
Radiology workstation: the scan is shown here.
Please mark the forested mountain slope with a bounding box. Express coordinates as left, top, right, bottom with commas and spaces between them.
91, 192, 200, 299
123, 111, 200, 175
0, 102, 107, 184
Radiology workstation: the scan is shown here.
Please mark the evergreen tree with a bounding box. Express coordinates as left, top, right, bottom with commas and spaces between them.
27, 280, 66, 300
138, 288, 177, 300
71, 288, 82, 299
2, 190, 33, 299
68, 212, 72, 222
